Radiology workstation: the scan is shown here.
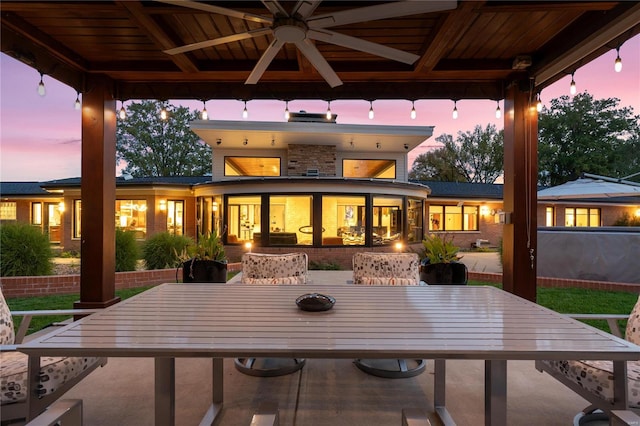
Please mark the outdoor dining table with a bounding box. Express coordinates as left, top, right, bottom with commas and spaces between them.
19, 281, 640, 426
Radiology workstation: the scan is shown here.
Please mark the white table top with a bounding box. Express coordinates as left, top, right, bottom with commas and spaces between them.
20, 283, 640, 361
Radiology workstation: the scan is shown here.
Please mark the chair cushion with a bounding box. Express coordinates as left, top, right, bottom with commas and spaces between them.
353, 252, 420, 285
0, 289, 15, 345
243, 276, 304, 285
539, 359, 640, 408
1, 352, 100, 404
626, 295, 640, 345
358, 277, 420, 286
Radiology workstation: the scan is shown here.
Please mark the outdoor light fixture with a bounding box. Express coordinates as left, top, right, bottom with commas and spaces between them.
326, 101, 332, 120
452, 100, 458, 119
410, 101, 416, 120
57, 202, 65, 213
404, 144, 409, 150
244, 241, 253, 252
495, 101, 501, 119
570, 72, 576, 95
394, 241, 404, 251
74, 92, 81, 110
242, 101, 248, 119
119, 102, 126, 120
159, 200, 167, 211
614, 47, 622, 72
480, 206, 490, 216
536, 93, 543, 112
271, 138, 275, 146
37, 72, 46, 96
368, 101, 374, 120
212, 201, 218, 212
243, 138, 248, 145
284, 101, 290, 120
376, 142, 381, 149
201, 101, 208, 120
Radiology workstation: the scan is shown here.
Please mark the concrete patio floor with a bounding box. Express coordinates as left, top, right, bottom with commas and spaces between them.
58, 356, 590, 425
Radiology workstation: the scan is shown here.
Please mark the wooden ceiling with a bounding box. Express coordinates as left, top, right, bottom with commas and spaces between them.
2, 1, 639, 102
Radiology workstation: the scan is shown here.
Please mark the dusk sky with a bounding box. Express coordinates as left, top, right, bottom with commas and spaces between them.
1, 35, 638, 182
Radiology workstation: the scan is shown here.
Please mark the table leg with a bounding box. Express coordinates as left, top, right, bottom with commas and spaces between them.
613, 360, 629, 409
485, 360, 507, 426
155, 357, 175, 426
199, 358, 224, 426
433, 359, 455, 426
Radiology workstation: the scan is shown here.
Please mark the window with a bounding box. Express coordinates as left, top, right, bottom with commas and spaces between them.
167, 200, 184, 236
224, 157, 280, 176
74, 200, 82, 238
545, 207, 555, 227
269, 195, 313, 245
322, 195, 366, 246
565, 207, 600, 227
32, 202, 43, 225
407, 198, 423, 243
227, 195, 261, 243
0, 202, 16, 220
343, 159, 396, 179
428, 205, 479, 231
372, 196, 402, 245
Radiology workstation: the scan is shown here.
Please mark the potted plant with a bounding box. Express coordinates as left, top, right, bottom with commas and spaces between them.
419, 233, 467, 285
180, 228, 228, 283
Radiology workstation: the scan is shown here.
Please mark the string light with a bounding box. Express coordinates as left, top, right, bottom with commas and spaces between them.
242, 101, 248, 119
326, 101, 332, 120
410, 101, 416, 120
118, 101, 126, 120
569, 72, 576, 95
452, 100, 458, 119
495, 101, 501, 119
614, 46, 622, 72
536, 93, 543, 112
37, 72, 46, 96
201, 100, 208, 120
284, 101, 290, 120
74, 92, 81, 110
368, 101, 374, 120
160, 104, 168, 120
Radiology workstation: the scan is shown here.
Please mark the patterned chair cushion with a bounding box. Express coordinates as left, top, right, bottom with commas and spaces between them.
241, 252, 308, 285
539, 359, 640, 408
0, 290, 15, 345
352, 252, 421, 285
1, 351, 100, 404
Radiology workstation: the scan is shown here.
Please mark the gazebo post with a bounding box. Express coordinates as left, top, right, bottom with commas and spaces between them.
74, 74, 120, 309
502, 81, 539, 302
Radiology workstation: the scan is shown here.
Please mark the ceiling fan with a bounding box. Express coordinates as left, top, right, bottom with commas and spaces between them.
159, 0, 457, 88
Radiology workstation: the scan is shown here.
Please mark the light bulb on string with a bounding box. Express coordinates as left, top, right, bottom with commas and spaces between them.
569, 72, 576, 95
37, 73, 46, 97
368, 101, 374, 120
201, 101, 208, 120
326, 101, 332, 120
410, 101, 416, 120
74, 92, 81, 110
160, 104, 168, 120
284, 101, 290, 120
495, 101, 501, 119
614, 47, 622, 72
536, 93, 543, 112
242, 101, 248, 119
452, 100, 458, 119
119, 102, 126, 120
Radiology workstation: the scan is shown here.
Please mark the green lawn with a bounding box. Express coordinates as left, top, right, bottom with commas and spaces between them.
6, 283, 638, 337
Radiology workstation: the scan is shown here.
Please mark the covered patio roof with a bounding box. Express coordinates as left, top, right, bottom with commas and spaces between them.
2, 1, 638, 305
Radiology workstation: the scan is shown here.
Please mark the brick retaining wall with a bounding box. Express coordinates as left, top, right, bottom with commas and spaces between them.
0, 265, 636, 299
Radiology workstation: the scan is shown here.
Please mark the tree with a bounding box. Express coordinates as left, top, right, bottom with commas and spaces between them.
409, 124, 504, 183
538, 92, 640, 186
116, 100, 212, 177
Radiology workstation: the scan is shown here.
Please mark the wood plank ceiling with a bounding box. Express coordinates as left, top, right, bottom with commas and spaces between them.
1, 1, 639, 102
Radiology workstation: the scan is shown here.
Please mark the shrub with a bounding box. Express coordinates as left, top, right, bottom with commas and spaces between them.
142, 232, 193, 270
0, 222, 53, 276
613, 212, 640, 226
309, 260, 341, 270
115, 229, 139, 272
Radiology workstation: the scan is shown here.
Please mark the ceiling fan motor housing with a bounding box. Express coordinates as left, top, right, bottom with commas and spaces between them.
273, 17, 309, 43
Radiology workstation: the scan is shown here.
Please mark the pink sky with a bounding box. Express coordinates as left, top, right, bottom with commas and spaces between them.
1, 35, 638, 182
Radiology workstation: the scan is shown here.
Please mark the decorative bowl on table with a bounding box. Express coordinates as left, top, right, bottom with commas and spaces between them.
295, 293, 336, 312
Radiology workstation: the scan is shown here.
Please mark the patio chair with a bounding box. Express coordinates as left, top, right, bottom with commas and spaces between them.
535, 294, 640, 424
0, 287, 107, 424
351, 252, 426, 379
234, 252, 308, 377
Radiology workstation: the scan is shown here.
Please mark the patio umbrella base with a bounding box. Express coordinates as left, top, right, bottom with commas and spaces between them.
354, 358, 426, 379
234, 357, 306, 377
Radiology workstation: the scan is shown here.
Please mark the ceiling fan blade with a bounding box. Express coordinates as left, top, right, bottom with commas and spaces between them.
294, 39, 342, 88
246, 39, 286, 85
156, 0, 273, 25
308, 29, 419, 65
291, 0, 322, 19
261, 0, 289, 17
307, 0, 457, 29
164, 28, 272, 55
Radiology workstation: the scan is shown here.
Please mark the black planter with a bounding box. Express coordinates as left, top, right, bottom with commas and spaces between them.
182, 259, 228, 283
420, 262, 468, 285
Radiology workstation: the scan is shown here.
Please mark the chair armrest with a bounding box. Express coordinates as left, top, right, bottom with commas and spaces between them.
12, 309, 101, 344
567, 313, 628, 338
0, 344, 19, 352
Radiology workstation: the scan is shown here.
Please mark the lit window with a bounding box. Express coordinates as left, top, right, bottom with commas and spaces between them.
116, 200, 147, 239
0, 202, 16, 220
545, 207, 554, 227
74, 200, 82, 238
228, 195, 261, 243
372, 196, 403, 245
322, 195, 366, 246
32, 202, 43, 225
564, 207, 600, 227
407, 198, 423, 243
269, 195, 313, 245
343, 159, 396, 179
428, 205, 479, 231
167, 200, 184, 236
224, 157, 280, 176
